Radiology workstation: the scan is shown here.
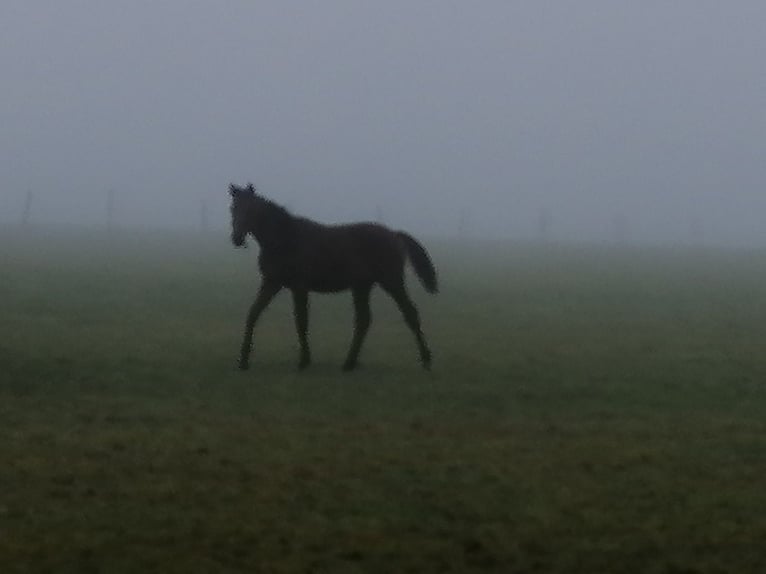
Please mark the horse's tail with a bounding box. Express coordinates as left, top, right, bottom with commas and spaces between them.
397, 232, 438, 294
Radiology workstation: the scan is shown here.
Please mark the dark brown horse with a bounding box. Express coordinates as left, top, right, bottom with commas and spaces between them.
229, 183, 438, 371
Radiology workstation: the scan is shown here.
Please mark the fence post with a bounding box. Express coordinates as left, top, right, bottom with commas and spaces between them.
458, 208, 469, 238
689, 217, 704, 245
613, 213, 629, 244
22, 190, 33, 225
538, 208, 552, 242
200, 200, 209, 233
106, 189, 115, 231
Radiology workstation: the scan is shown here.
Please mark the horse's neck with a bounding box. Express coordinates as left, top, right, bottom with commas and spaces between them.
251, 230, 281, 251
251, 214, 297, 252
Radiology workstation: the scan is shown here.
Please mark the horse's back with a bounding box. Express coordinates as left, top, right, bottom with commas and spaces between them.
290, 220, 403, 292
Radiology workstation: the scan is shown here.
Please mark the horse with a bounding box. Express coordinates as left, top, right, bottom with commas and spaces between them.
228, 183, 438, 371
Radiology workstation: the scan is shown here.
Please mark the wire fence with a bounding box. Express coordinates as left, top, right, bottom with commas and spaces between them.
0, 188, 230, 232
3, 187, 765, 247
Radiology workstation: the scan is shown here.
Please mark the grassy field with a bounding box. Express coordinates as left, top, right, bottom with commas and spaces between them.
1, 227, 766, 573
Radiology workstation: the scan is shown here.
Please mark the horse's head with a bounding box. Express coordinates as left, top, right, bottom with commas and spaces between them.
228, 182, 257, 247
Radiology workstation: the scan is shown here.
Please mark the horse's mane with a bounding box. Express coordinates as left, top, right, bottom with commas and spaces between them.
255, 194, 293, 226
247, 193, 297, 250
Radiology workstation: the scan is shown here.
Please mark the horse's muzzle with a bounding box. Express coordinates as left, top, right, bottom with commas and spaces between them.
231, 234, 247, 248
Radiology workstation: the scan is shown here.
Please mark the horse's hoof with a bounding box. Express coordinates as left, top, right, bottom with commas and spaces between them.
298, 359, 311, 371
238, 360, 250, 371
421, 351, 432, 370
342, 361, 357, 372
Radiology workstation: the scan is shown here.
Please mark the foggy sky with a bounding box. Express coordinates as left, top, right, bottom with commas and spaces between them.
1, 1, 765, 245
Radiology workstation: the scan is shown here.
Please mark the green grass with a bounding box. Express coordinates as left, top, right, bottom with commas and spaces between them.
2, 227, 766, 573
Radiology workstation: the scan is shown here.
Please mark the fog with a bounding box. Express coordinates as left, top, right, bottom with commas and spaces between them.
1, 1, 765, 246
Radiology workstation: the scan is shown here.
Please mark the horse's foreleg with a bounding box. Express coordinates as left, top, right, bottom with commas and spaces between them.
291, 289, 311, 370
239, 282, 281, 370
342, 285, 372, 371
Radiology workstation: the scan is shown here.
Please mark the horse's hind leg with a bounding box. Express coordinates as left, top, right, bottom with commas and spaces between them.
291, 289, 311, 370
239, 281, 281, 370
343, 284, 372, 371
381, 280, 432, 370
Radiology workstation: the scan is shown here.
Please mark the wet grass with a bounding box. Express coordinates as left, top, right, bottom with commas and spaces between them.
2, 227, 766, 573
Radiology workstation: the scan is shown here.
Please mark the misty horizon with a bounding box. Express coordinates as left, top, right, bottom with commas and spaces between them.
2, 2, 765, 246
